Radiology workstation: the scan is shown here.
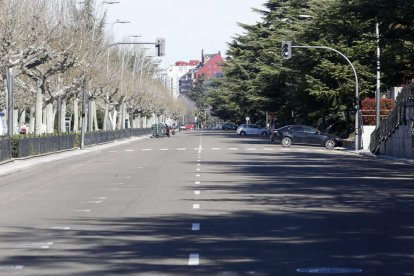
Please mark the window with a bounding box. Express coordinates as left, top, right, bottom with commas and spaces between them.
292, 126, 304, 132
303, 126, 317, 134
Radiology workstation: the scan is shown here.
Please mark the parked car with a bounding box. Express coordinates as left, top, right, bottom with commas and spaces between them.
222, 123, 237, 130
185, 124, 195, 130
270, 125, 342, 149
237, 124, 269, 136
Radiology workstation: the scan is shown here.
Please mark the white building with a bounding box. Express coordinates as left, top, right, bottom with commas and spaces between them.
166, 60, 200, 98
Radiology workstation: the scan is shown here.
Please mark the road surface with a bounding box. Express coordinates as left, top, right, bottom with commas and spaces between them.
0, 130, 413, 275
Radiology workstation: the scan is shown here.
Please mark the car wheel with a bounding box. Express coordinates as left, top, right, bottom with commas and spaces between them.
325, 139, 336, 149
240, 131, 246, 136
261, 131, 268, 137
281, 137, 292, 147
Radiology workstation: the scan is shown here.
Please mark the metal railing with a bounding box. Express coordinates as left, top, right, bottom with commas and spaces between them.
0, 127, 152, 161
369, 84, 414, 153
15, 133, 77, 158
0, 136, 12, 162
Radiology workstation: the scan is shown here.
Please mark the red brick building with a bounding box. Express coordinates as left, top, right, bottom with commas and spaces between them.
195, 52, 224, 80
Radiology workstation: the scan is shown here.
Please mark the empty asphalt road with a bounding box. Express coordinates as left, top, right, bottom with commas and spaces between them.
0, 130, 413, 275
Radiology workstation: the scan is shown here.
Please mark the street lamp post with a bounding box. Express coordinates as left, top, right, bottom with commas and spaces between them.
289, 44, 361, 150
375, 21, 381, 128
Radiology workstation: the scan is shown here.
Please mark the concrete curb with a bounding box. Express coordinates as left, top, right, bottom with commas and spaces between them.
341, 147, 414, 164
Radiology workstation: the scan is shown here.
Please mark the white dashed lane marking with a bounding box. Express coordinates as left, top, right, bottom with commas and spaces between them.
16, 242, 53, 249
0, 266, 24, 271
193, 204, 200, 209
188, 253, 199, 265
85, 200, 102, 204
123, 147, 341, 153
194, 190, 200, 195
51, 226, 71, 230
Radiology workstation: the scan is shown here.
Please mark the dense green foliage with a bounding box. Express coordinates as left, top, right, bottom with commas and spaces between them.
206, 0, 414, 131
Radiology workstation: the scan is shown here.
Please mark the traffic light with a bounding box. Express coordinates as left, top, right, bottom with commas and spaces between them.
281, 41, 291, 59
156, 38, 165, 56
353, 97, 359, 110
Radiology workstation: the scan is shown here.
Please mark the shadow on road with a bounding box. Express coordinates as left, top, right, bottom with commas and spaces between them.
1, 135, 413, 275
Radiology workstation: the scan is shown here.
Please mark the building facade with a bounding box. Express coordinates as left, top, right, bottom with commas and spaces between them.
178, 51, 224, 95
166, 60, 200, 98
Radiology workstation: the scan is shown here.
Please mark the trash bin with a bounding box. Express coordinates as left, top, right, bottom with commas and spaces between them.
151, 123, 166, 138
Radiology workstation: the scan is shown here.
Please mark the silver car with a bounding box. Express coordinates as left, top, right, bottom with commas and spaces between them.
237, 124, 269, 136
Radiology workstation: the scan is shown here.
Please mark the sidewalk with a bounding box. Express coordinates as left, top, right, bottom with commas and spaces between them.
343, 148, 414, 164
0, 135, 150, 177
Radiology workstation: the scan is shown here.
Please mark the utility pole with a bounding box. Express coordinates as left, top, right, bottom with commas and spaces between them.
80, 79, 87, 150
376, 21, 381, 128
6, 68, 14, 138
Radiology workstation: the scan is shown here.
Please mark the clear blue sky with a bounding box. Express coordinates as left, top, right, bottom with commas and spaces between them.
100, 0, 266, 68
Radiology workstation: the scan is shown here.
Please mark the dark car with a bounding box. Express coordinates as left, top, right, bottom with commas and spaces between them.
222, 123, 237, 130
270, 125, 342, 149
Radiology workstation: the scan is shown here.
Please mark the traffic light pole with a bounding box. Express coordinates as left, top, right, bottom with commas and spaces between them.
110, 38, 165, 56
291, 45, 361, 151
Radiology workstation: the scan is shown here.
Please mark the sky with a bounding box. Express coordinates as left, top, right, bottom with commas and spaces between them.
99, 0, 266, 68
